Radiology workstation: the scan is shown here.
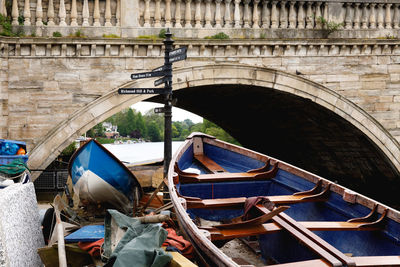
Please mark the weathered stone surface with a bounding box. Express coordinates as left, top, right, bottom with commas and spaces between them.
0, 183, 44, 267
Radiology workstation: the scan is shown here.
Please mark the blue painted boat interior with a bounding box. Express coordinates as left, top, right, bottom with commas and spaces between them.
70, 140, 133, 198
177, 142, 400, 264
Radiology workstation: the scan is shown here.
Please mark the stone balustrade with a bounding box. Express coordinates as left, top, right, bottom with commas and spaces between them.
2, 0, 400, 37
1, 38, 400, 57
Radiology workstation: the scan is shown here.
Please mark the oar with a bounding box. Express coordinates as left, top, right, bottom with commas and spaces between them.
53, 195, 67, 267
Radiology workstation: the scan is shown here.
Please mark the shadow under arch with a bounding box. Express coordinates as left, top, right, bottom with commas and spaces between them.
29, 64, 400, 206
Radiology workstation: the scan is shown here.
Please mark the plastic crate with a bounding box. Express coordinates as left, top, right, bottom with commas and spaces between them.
0, 139, 28, 165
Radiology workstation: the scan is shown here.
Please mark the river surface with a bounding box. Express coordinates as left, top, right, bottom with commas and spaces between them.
103, 141, 184, 164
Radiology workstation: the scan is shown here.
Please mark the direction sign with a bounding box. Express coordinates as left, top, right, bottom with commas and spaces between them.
154, 76, 168, 87
154, 107, 165, 113
152, 65, 166, 72
118, 88, 169, 94
169, 54, 187, 63
169, 47, 187, 57
131, 70, 166, 80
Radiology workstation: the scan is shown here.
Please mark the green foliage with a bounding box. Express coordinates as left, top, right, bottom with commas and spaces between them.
158, 29, 167, 38
103, 33, 120, 38
73, 29, 85, 38
204, 32, 230, 40
60, 142, 77, 157
317, 16, 343, 36
0, 14, 24, 37
86, 106, 239, 145
53, 31, 62, 37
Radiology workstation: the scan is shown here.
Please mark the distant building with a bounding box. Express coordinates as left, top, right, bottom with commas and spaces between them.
102, 122, 119, 139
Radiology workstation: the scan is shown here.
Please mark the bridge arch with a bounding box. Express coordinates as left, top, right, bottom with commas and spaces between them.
29, 64, 400, 204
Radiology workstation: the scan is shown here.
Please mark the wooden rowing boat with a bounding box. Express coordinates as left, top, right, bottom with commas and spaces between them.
167, 132, 400, 266
68, 139, 142, 214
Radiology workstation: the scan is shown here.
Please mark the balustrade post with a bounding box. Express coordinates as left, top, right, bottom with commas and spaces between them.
165, 0, 172, 27
243, 0, 250, 28
344, 3, 352, 29
224, 0, 232, 28
215, 0, 222, 28
116, 0, 121, 26
394, 4, 400, 29
361, 3, 368, 29
47, 0, 55, 26
385, 4, 392, 29
36, 0, 43, 26
175, 0, 182, 28
353, 3, 360, 29
314, 2, 322, 29
261, 0, 270, 28
270, 1, 278, 28
305, 1, 313, 29
204, 0, 212, 28
194, 0, 202, 28
279, 1, 287, 29
93, 0, 101, 26
70, 0, 78, 26
82, 0, 89, 26
11, 0, 18, 25
252, 0, 260, 28
24, 0, 31, 25
369, 3, 376, 29
297, 1, 304, 29
288, 1, 296, 29
143, 0, 151, 27
105, 0, 112, 26
154, 0, 162, 27
0, 0, 6, 16
59, 0, 67, 26
184, 0, 192, 28
234, 0, 241, 28
377, 3, 384, 29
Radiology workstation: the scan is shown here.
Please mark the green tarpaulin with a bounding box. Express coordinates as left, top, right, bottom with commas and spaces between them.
103, 209, 172, 267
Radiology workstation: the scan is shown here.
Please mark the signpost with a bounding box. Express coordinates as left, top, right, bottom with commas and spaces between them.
118, 29, 187, 194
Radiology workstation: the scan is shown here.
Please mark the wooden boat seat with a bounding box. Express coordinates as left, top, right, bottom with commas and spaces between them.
175, 159, 279, 184
194, 154, 226, 173
268, 256, 400, 267
185, 180, 330, 209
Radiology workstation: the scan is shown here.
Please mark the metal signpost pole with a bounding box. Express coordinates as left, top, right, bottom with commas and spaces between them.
163, 29, 174, 181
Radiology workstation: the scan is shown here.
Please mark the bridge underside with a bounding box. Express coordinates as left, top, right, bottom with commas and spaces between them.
150, 84, 400, 208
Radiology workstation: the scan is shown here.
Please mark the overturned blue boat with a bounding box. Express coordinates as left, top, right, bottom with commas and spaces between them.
168, 132, 400, 267
68, 139, 142, 214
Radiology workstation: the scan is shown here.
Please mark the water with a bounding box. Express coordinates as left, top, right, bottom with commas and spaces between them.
103, 141, 184, 165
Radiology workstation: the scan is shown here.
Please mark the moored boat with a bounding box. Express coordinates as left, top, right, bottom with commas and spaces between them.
168, 132, 400, 266
68, 139, 142, 214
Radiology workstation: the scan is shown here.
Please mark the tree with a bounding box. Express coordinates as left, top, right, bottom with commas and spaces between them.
147, 121, 162, 142
136, 112, 147, 138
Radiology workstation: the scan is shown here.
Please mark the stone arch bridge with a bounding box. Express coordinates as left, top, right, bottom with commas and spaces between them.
1, 0, 400, 205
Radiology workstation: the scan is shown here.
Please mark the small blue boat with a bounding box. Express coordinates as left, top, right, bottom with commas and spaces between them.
168, 132, 400, 267
68, 139, 142, 214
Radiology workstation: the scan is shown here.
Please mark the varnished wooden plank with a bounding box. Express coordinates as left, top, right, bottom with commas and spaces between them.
194, 154, 226, 173
268, 259, 331, 267
353, 256, 400, 266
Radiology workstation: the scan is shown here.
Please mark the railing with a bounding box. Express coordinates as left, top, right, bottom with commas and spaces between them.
1, 0, 400, 37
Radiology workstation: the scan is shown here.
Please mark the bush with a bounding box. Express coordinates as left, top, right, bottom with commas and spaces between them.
53, 31, 62, 37
204, 32, 229, 40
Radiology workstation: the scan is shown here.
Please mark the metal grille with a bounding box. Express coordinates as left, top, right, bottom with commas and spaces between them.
34, 170, 68, 190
